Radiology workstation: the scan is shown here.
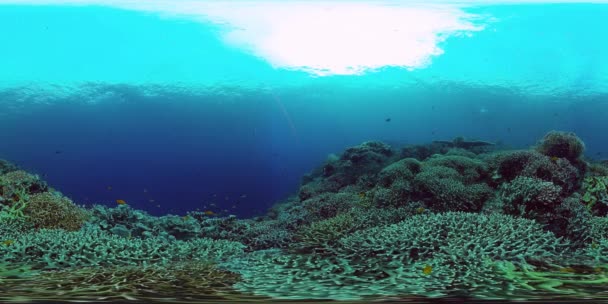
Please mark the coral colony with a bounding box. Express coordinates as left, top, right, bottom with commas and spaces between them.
2, 130, 608, 301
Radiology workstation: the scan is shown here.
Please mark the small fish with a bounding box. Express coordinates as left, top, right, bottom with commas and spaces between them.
223, 209, 229, 213
55, 150, 63, 154
143, 189, 148, 193
182, 215, 190, 220
107, 186, 112, 191
3, 240, 14, 246
212, 194, 217, 197
385, 117, 391, 122
225, 196, 229, 200
416, 207, 425, 214
149, 199, 155, 203
551, 156, 559, 162
210, 203, 217, 207
156, 204, 161, 208
232, 205, 237, 209
592, 242, 599, 249
196, 207, 201, 211
240, 194, 247, 198
116, 199, 127, 205
204, 210, 215, 216
559, 267, 575, 273
358, 192, 366, 198
423, 265, 433, 275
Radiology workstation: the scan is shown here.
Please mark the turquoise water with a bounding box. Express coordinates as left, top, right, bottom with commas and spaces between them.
1, 1, 608, 303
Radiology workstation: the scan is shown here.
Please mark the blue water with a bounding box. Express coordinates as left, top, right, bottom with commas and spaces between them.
0, 2, 607, 218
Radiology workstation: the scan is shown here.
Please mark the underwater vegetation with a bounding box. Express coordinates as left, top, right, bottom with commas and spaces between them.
2, 131, 608, 302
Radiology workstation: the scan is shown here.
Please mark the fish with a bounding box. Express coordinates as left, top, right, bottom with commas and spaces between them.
149, 199, 155, 203
358, 192, 366, 198
240, 194, 247, 198
551, 156, 559, 162
116, 199, 127, 205
107, 186, 112, 191
232, 205, 237, 209
2, 240, 14, 246
210, 203, 217, 207
143, 189, 148, 193
559, 267, 576, 273
212, 194, 217, 197
156, 204, 161, 208
416, 207, 425, 214
385, 118, 391, 122
204, 210, 215, 216
423, 265, 433, 275
225, 196, 229, 200
182, 215, 190, 220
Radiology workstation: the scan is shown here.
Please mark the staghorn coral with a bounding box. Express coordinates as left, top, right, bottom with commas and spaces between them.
225, 213, 571, 300
291, 207, 412, 255
0, 225, 245, 270
0, 261, 242, 302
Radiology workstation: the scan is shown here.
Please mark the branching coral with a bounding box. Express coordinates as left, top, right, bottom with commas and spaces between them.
0, 262, 242, 302
0, 170, 47, 202
413, 164, 492, 212
0, 225, 245, 270
24, 192, 89, 231
488, 150, 581, 194
536, 131, 585, 162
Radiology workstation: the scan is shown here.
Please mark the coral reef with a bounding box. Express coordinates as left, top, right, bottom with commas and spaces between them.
2, 131, 608, 301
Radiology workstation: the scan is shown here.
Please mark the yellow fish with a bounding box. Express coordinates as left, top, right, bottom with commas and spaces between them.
204, 210, 215, 216
358, 192, 366, 198
182, 215, 190, 220
559, 267, 575, 273
551, 156, 559, 162
423, 265, 433, 275
116, 199, 127, 205
416, 207, 425, 214
3, 240, 14, 246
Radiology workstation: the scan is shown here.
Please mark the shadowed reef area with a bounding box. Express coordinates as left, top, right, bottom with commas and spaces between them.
2, 131, 608, 303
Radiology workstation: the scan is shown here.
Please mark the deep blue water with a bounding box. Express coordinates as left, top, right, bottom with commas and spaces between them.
0, 2, 607, 217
